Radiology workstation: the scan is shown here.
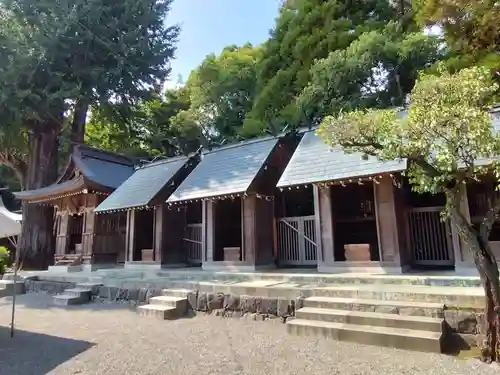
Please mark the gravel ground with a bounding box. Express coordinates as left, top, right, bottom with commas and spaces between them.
0, 293, 499, 375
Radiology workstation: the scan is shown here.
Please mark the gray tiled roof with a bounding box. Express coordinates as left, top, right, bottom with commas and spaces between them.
76, 155, 134, 189
277, 130, 406, 187
168, 138, 279, 202
95, 156, 189, 212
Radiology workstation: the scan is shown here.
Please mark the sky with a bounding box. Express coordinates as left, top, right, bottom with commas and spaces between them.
164, 0, 281, 87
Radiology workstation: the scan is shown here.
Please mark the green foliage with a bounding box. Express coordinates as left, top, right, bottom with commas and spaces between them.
296, 24, 442, 126
245, 0, 407, 133
0, 246, 11, 273
415, 0, 500, 60
0, 0, 179, 183
185, 44, 262, 140
85, 87, 202, 157
319, 66, 499, 197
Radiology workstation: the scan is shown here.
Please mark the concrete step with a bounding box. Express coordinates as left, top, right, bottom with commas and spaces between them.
53, 294, 88, 306
296, 307, 444, 332
63, 288, 92, 299
162, 288, 194, 298
136, 304, 179, 320
0, 280, 25, 297
286, 319, 443, 353
303, 296, 444, 318
313, 285, 483, 308
76, 282, 103, 294
149, 296, 188, 312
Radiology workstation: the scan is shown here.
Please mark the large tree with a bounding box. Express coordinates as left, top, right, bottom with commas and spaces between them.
295, 22, 442, 126
0, 0, 179, 268
319, 66, 500, 362
244, 0, 405, 133
414, 0, 500, 73
184, 44, 262, 141
86, 87, 202, 158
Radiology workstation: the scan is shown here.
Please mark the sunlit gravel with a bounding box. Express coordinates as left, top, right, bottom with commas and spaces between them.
0, 293, 498, 375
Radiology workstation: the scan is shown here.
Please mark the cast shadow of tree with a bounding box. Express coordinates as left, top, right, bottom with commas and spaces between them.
0, 326, 94, 375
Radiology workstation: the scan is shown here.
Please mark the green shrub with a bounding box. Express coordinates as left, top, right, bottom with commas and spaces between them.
0, 246, 11, 274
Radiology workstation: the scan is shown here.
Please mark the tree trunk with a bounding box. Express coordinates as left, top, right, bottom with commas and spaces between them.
18, 126, 59, 269
451, 208, 500, 362
69, 98, 89, 152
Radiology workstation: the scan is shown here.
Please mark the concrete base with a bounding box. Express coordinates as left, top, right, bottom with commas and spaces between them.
318, 261, 408, 275
202, 261, 275, 272
82, 264, 120, 272
48, 265, 83, 273
125, 262, 162, 270
454, 263, 478, 276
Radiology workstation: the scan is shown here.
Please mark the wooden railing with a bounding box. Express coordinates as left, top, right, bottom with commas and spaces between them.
407, 207, 453, 266
276, 215, 317, 266
184, 223, 203, 264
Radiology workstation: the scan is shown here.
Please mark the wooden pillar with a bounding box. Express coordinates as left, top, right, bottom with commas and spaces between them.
82, 194, 97, 259
242, 195, 274, 266
126, 210, 136, 262
314, 185, 335, 268
55, 210, 69, 257
161, 205, 186, 264
203, 200, 215, 262
242, 195, 256, 263
374, 178, 401, 264
154, 206, 163, 262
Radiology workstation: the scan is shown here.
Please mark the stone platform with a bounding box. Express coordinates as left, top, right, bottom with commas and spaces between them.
15, 266, 486, 353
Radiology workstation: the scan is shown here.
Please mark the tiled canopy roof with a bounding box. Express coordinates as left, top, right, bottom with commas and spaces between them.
168, 137, 279, 202
277, 130, 406, 187
95, 156, 191, 212
14, 145, 134, 202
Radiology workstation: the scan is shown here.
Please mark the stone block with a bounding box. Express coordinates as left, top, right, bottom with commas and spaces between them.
239, 295, 257, 313
186, 291, 198, 310
127, 289, 139, 301
223, 294, 240, 311
197, 292, 208, 311
257, 297, 278, 315
444, 310, 479, 334
208, 293, 224, 311
138, 288, 149, 303
98, 286, 119, 300
277, 298, 291, 317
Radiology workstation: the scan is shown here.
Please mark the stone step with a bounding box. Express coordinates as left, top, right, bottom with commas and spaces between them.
313, 285, 483, 308
162, 288, 194, 298
0, 280, 25, 297
136, 304, 179, 320
286, 319, 443, 353
63, 288, 92, 299
303, 296, 444, 318
53, 294, 88, 306
296, 307, 444, 332
76, 282, 103, 294
149, 296, 188, 312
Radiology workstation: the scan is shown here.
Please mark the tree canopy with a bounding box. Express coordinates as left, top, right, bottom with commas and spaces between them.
319, 66, 500, 361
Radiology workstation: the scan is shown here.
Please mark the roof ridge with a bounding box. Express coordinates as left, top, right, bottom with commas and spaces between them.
75, 144, 134, 166
203, 134, 280, 155
135, 154, 190, 170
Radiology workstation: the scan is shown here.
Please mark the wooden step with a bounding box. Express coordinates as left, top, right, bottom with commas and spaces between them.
303, 296, 444, 318
286, 319, 443, 353
296, 307, 444, 332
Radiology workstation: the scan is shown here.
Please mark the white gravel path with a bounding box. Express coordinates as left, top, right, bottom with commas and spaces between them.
0, 293, 498, 375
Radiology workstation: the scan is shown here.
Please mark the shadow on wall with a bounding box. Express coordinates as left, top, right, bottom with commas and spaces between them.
0, 326, 94, 375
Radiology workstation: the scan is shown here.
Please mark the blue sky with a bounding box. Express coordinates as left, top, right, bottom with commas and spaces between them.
165, 0, 281, 87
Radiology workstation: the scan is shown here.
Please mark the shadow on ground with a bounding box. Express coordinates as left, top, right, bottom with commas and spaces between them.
0, 293, 137, 312
0, 326, 94, 375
